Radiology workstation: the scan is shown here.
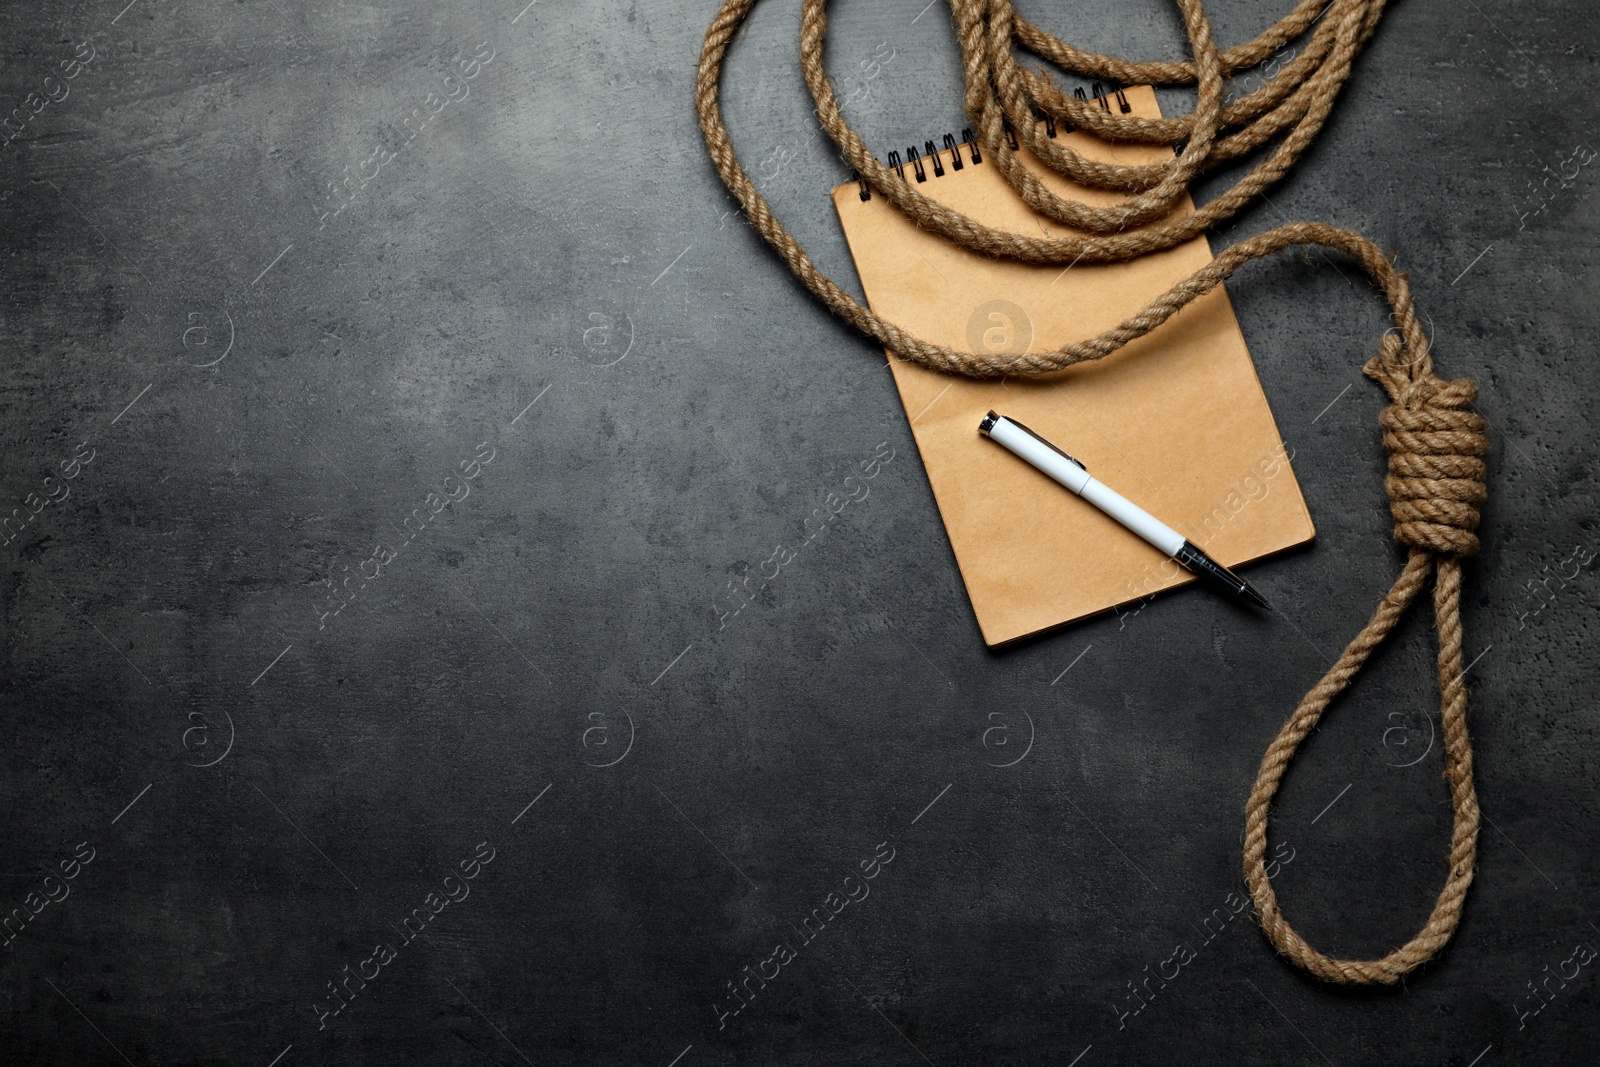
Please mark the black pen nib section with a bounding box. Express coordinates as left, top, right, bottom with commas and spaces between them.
1175, 542, 1271, 610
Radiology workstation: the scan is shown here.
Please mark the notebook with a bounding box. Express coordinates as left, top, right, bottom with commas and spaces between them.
830, 85, 1314, 646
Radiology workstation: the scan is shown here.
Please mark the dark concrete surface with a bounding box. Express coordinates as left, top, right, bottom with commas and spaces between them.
1, 1, 1596, 1064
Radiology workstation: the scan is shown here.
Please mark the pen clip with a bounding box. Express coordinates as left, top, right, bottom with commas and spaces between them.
1000, 416, 1088, 472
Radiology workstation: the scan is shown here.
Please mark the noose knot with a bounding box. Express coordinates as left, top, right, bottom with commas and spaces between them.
1365, 360, 1489, 557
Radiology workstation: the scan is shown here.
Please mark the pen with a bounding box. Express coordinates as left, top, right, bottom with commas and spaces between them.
978, 411, 1271, 610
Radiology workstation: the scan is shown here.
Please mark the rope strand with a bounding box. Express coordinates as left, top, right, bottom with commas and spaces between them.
696, 0, 1483, 985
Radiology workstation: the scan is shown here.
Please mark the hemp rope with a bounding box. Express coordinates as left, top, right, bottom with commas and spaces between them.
697, 0, 1485, 985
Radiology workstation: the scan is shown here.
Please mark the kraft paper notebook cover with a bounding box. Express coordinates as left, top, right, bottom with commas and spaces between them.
831, 85, 1314, 646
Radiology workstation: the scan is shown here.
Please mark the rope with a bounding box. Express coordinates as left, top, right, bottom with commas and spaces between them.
696, 0, 1484, 985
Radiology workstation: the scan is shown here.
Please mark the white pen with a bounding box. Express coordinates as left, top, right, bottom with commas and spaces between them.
978, 411, 1270, 609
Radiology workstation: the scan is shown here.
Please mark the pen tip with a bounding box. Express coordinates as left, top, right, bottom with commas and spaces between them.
1241, 582, 1272, 611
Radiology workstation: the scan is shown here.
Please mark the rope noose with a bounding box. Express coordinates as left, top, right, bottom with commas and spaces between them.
696, 0, 1485, 984
1242, 332, 1487, 984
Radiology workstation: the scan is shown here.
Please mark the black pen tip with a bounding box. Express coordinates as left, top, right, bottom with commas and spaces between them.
1176, 541, 1272, 611
1240, 582, 1272, 611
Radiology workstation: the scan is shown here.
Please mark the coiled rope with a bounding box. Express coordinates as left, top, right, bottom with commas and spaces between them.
696, 0, 1483, 984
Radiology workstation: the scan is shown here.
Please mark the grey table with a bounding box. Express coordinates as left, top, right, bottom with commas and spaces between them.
1, 1, 1596, 1064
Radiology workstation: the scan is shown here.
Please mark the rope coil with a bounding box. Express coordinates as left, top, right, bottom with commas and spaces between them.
1376, 394, 1490, 557
697, 0, 1486, 985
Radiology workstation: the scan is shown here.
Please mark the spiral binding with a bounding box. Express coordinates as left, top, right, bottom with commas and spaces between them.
856, 82, 1133, 201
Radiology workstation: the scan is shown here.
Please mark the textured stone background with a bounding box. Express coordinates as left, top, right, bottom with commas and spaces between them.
0, 1, 1595, 1064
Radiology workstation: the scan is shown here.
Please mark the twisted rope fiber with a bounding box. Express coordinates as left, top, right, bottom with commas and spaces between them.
697, 0, 1485, 984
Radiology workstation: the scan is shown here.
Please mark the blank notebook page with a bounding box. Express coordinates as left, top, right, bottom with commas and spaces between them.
831, 85, 1314, 646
